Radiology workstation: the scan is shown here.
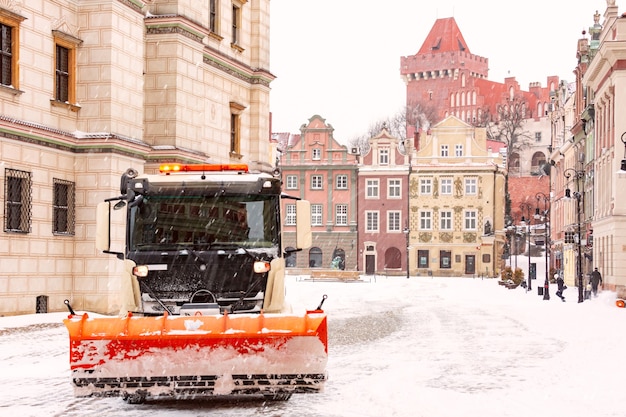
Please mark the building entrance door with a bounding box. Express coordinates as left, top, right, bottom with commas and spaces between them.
465, 255, 476, 274
365, 254, 375, 275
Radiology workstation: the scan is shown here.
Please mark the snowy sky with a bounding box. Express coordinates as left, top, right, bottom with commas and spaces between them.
269, 0, 609, 142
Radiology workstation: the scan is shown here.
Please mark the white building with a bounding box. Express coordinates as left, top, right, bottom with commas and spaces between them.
0, 0, 272, 315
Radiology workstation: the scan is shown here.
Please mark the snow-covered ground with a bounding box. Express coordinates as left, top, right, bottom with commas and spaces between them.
1, 259, 624, 417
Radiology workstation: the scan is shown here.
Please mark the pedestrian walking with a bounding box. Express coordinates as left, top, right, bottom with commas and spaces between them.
590, 267, 603, 297
556, 274, 566, 302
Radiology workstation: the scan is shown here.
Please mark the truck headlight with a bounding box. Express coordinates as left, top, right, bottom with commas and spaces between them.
133, 265, 149, 277
253, 261, 271, 274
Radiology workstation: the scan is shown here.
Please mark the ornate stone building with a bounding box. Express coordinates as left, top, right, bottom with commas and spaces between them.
0, 0, 272, 315
408, 116, 506, 277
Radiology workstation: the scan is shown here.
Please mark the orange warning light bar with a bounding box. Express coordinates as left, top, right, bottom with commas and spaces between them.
159, 163, 249, 174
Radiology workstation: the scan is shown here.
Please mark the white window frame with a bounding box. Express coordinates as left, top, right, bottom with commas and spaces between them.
440, 178, 453, 195
285, 204, 296, 225
311, 175, 323, 190
366, 179, 379, 199
336, 174, 348, 189
455, 144, 463, 156
465, 178, 477, 195
387, 211, 401, 232
420, 178, 432, 195
440, 210, 453, 230
419, 210, 432, 230
379, 148, 389, 165
464, 210, 477, 230
388, 178, 401, 199
311, 204, 323, 226
365, 210, 379, 232
286, 175, 298, 190
335, 204, 348, 226
312, 148, 321, 160
440, 145, 449, 157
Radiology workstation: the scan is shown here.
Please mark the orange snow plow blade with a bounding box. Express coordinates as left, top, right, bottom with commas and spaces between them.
63, 311, 327, 400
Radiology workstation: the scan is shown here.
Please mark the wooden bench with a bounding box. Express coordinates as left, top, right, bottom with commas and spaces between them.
309, 270, 361, 281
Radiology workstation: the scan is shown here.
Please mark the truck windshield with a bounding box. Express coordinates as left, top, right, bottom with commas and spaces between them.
128, 194, 279, 251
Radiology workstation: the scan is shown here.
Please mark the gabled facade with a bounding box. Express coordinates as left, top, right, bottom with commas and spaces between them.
408, 116, 506, 277
0, 0, 272, 315
357, 128, 410, 275
279, 115, 359, 271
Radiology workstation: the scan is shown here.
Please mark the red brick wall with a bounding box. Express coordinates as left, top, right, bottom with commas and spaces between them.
508, 176, 550, 221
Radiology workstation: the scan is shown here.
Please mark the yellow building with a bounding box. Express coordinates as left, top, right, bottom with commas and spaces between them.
408, 116, 506, 277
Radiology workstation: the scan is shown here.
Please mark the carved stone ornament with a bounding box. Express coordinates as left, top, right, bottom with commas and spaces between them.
0, 0, 22, 14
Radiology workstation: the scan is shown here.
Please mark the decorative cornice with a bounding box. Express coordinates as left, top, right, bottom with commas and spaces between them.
146, 23, 205, 43
118, 0, 145, 14
0, 114, 209, 163
203, 53, 273, 87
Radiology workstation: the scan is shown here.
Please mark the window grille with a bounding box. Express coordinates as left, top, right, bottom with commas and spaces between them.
53, 178, 75, 235
4, 168, 32, 233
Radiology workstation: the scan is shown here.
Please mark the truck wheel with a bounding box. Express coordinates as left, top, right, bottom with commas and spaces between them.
263, 393, 292, 401
123, 390, 147, 404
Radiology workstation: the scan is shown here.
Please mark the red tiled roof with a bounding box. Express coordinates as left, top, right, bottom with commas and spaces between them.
417, 17, 471, 55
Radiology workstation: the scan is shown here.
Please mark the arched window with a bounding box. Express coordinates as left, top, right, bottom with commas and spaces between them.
531, 152, 547, 174
309, 247, 323, 268
384, 247, 402, 269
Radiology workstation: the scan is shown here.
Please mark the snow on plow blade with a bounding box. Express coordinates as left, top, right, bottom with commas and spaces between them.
63, 311, 327, 400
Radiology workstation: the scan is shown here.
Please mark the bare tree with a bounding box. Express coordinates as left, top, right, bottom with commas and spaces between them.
348, 101, 438, 155
474, 95, 533, 221
475, 95, 533, 164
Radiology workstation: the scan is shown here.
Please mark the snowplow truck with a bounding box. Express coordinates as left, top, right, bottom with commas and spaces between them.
63, 163, 328, 403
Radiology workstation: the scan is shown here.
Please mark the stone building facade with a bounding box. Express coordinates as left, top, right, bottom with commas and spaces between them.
0, 0, 272, 315
570, 3, 626, 297
408, 116, 507, 277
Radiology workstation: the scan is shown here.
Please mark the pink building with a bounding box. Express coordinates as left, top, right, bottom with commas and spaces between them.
277, 115, 359, 270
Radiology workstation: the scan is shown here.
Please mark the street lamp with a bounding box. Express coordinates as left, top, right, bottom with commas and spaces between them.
403, 226, 410, 279
535, 192, 550, 300
564, 167, 585, 303
519, 202, 533, 291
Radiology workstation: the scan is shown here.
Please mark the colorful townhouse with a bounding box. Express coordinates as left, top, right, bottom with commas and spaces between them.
409, 116, 507, 277
357, 128, 411, 276
277, 116, 359, 271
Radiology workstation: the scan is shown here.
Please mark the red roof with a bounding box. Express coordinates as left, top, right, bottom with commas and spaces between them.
417, 17, 471, 55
